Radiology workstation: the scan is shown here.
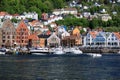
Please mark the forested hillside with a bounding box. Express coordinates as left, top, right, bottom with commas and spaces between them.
0, 0, 72, 16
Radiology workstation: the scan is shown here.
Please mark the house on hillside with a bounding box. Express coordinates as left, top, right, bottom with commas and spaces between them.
97, 14, 112, 21
0, 11, 8, 19
28, 20, 43, 31
53, 8, 77, 15
23, 12, 38, 20
64, 8, 77, 15
41, 13, 48, 21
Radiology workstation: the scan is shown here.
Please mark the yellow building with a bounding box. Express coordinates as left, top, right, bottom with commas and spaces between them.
72, 27, 82, 46
38, 34, 50, 47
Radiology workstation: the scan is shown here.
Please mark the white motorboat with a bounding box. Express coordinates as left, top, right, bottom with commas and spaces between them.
0, 51, 5, 55
32, 53, 47, 55
118, 51, 120, 54
0, 48, 6, 55
87, 53, 102, 58
53, 48, 65, 55
30, 47, 52, 55
70, 48, 83, 54
64, 47, 83, 54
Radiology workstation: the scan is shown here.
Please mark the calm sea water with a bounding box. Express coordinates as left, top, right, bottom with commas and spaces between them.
0, 54, 120, 80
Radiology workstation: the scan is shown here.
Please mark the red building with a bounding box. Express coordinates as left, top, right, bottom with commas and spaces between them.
28, 33, 39, 47
16, 20, 30, 47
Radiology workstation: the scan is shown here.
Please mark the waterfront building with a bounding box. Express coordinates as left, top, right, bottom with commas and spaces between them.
84, 31, 120, 47
107, 32, 120, 47
16, 20, 30, 47
61, 35, 76, 47
72, 27, 82, 46
0, 28, 2, 46
1, 19, 16, 47
61, 31, 70, 39
28, 33, 39, 47
38, 34, 50, 47
83, 31, 98, 47
47, 33, 60, 47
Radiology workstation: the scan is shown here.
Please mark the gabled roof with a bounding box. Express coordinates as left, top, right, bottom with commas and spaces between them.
47, 33, 60, 40
38, 34, 50, 38
28, 20, 42, 27
0, 11, 8, 16
1, 19, 15, 30
113, 32, 120, 40
89, 31, 98, 38
28, 33, 39, 40
93, 33, 105, 42
16, 20, 29, 31
72, 27, 80, 35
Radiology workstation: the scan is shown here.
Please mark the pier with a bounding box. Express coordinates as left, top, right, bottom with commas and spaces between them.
80, 47, 120, 53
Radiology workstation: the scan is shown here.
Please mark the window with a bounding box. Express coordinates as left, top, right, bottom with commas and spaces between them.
12, 36, 14, 39
52, 38, 56, 42
112, 38, 114, 41
2, 40, 5, 43
2, 32, 5, 34
7, 36, 10, 39
2, 36, 5, 38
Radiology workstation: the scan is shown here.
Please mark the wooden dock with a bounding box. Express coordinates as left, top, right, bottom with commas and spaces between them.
80, 47, 120, 53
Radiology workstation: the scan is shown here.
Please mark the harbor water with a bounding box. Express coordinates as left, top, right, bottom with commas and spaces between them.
0, 54, 120, 80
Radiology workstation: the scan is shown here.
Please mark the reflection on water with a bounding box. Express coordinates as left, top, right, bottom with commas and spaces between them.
0, 54, 120, 80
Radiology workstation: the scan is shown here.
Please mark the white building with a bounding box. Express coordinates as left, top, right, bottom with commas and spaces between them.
53, 8, 77, 15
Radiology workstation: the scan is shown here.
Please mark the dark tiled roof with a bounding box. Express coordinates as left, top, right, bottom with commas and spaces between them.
38, 34, 50, 38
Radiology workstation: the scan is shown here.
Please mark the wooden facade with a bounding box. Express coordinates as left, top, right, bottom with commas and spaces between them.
1, 19, 16, 47
38, 34, 50, 47
16, 20, 29, 47
47, 33, 60, 47
28, 33, 39, 47
72, 27, 82, 45
0, 28, 2, 47
61, 36, 75, 47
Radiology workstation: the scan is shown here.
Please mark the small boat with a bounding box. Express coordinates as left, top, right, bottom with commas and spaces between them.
64, 47, 83, 54
53, 48, 65, 55
0, 48, 6, 55
30, 47, 52, 55
86, 53, 102, 58
70, 47, 83, 54
32, 53, 47, 55
118, 51, 120, 54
